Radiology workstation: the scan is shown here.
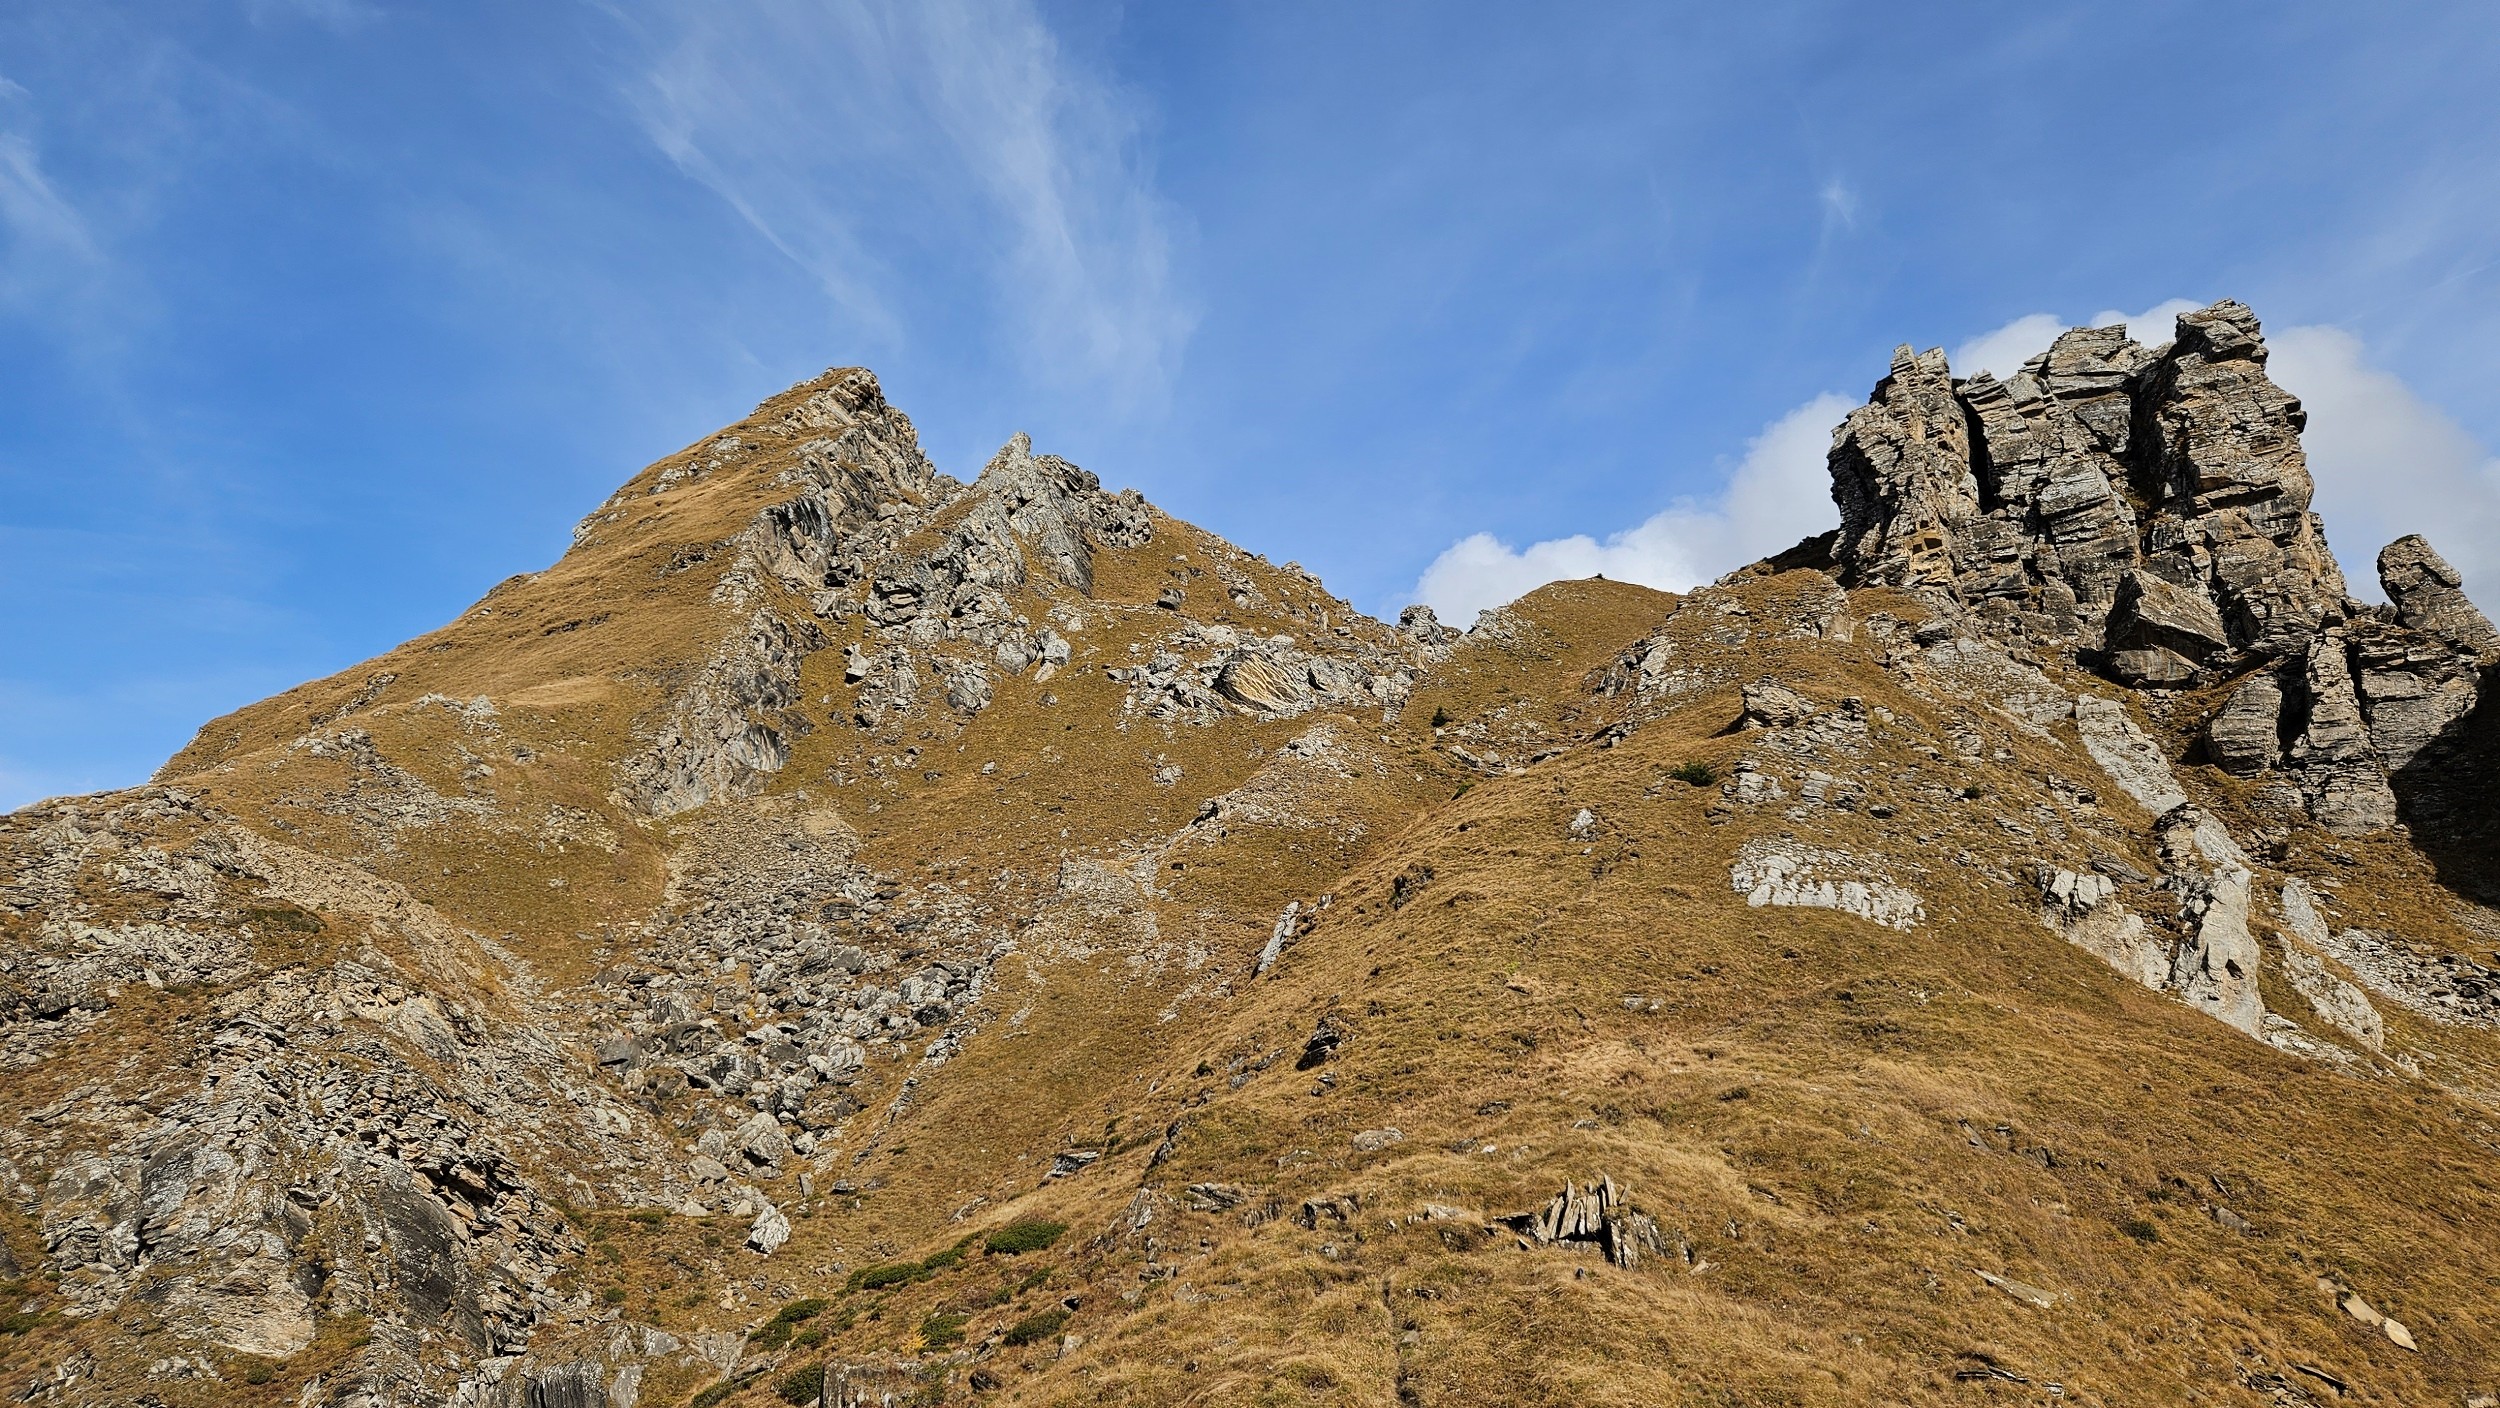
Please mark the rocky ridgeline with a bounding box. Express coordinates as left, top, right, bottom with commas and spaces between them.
624, 381, 1435, 820
1823, 300, 2498, 836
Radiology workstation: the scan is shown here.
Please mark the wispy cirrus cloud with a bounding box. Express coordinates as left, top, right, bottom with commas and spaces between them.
241, 0, 383, 31
0, 77, 101, 305
613, 0, 1193, 412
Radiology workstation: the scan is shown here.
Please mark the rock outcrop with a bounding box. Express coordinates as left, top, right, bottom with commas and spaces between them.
10, 308, 2500, 1406
1823, 300, 2494, 837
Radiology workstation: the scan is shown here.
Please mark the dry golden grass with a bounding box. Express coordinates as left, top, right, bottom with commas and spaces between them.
15, 385, 2500, 1407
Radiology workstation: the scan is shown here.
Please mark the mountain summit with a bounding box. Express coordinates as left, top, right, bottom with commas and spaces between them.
7, 304, 2500, 1406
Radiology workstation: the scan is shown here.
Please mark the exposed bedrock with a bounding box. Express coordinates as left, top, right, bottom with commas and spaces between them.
1823, 299, 2493, 838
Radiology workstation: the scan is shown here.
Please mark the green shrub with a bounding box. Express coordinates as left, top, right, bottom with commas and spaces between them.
750, 1296, 831, 1349
1001, 1308, 1070, 1347
2120, 1218, 2160, 1243
983, 1219, 1067, 1256
1669, 760, 1717, 787
627, 1208, 668, 1227
847, 1261, 923, 1292
775, 1364, 824, 1406
686, 1371, 762, 1408
600, 1286, 628, 1305
921, 1310, 970, 1349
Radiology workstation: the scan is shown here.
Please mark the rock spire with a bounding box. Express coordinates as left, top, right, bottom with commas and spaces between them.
1822, 299, 2492, 835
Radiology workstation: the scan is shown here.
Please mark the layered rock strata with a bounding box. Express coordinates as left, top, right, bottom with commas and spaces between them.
1822, 300, 2495, 836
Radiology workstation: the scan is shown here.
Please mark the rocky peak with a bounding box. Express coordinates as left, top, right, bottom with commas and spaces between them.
2380, 534, 2500, 662
1821, 300, 2492, 836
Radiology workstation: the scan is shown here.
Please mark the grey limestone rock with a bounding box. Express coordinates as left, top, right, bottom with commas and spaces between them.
2379, 534, 2500, 662
1822, 300, 2491, 839
2290, 629, 2399, 835
1737, 678, 1817, 730
1728, 839, 1924, 930
2205, 669, 2286, 776
2073, 695, 2188, 815
746, 1197, 790, 1255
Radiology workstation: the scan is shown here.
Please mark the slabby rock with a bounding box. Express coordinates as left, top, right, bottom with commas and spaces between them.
2036, 865, 2165, 989
1737, 679, 1817, 730
2170, 865, 2263, 1037
2380, 534, 2500, 661
747, 1198, 791, 1255
2290, 630, 2398, 835
2204, 670, 2285, 776
2154, 808, 2265, 1037
2073, 696, 2188, 815
1214, 652, 1312, 715
2275, 879, 2382, 1053
1729, 839, 1923, 930
1497, 1176, 1663, 1269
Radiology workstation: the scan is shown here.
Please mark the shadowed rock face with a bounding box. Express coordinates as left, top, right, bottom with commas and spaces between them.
1823, 299, 2493, 838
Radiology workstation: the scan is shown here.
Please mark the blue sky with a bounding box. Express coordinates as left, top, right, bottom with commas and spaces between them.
5, 2, 2498, 807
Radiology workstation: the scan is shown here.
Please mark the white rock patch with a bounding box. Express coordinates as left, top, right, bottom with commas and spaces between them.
1730, 840, 1923, 930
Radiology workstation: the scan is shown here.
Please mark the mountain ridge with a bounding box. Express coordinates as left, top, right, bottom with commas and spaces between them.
7, 302, 2500, 1407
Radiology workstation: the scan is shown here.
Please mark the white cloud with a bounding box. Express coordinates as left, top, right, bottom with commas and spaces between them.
2270, 325, 2500, 603
617, 0, 1191, 410
1412, 393, 1852, 625
1951, 299, 2203, 379
0, 131, 92, 261
1949, 312, 2064, 381
1416, 299, 2500, 629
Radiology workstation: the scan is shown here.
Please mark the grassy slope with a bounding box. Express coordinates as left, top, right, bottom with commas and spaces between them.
697, 576, 2500, 1407
7, 376, 2498, 1405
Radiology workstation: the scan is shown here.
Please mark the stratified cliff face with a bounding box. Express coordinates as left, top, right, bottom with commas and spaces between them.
1824, 300, 2496, 841
6, 312, 2500, 1408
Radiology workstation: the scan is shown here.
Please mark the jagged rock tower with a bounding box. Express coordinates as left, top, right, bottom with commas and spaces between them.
1819, 300, 2497, 837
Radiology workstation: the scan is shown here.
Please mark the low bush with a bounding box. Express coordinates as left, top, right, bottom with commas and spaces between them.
1669, 760, 1717, 787
983, 1219, 1067, 1256
847, 1261, 923, 1292
750, 1296, 831, 1349
921, 1310, 970, 1349
1001, 1308, 1070, 1347
775, 1364, 824, 1405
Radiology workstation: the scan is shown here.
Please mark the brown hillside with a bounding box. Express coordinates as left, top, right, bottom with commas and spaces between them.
6, 306, 2500, 1407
